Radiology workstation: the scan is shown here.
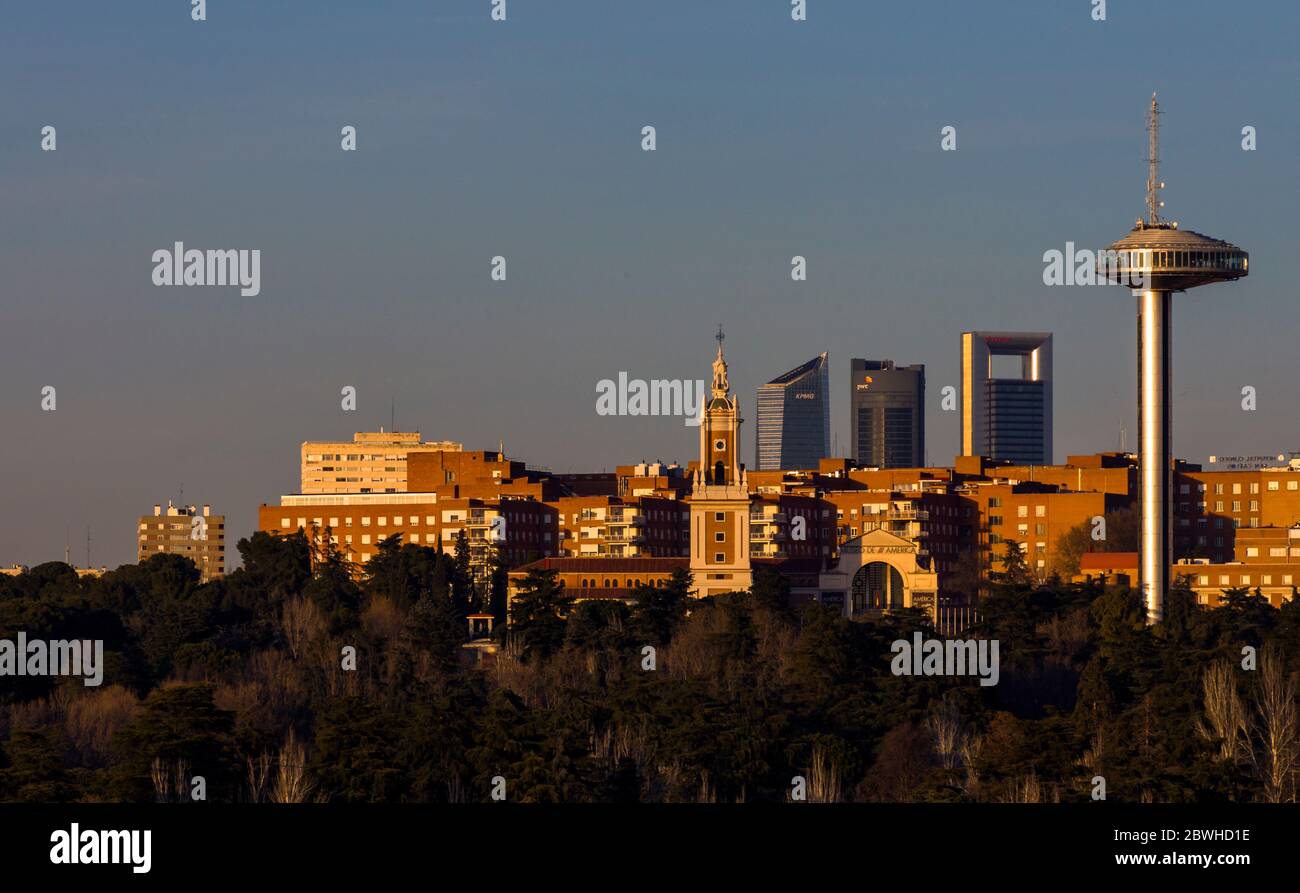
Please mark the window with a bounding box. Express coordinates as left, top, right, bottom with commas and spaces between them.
1268, 480, 1280, 491
1035, 505, 1046, 517
714, 552, 725, 562
1017, 506, 1028, 518
715, 532, 726, 543
715, 512, 725, 522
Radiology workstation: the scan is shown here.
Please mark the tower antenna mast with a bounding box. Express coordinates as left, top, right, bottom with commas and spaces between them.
1146, 93, 1163, 226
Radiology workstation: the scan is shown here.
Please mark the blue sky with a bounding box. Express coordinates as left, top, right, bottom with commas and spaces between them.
2, 0, 1296, 567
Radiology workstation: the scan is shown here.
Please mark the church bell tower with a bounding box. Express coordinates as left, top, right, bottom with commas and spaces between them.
689, 326, 753, 597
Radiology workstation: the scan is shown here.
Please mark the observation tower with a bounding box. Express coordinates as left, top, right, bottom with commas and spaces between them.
1100, 95, 1249, 625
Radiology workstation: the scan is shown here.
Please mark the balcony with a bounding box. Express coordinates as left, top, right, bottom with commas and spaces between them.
863, 508, 929, 521
605, 533, 646, 544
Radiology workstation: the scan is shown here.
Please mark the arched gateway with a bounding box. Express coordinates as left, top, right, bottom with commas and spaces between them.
798, 528, 939, 621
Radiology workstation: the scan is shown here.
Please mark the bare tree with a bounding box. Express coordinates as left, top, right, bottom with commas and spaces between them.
245, 751, 272, 803
1003, 772, 1042, 804
959, 733, 984, 799
1251, 647, 1299, 803
271, 729, 317, 804
1196, 659, 1248, 762
928, 693, 963, 773
806, 743, 842, 803
281, 596, 324, 661
150, 757, 190, 803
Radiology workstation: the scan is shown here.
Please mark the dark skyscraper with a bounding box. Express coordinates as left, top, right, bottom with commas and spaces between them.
850, 360, 925, 469
755, 353, 829, 471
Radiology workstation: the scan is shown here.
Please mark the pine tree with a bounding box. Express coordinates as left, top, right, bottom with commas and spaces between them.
508, 568, 572, 663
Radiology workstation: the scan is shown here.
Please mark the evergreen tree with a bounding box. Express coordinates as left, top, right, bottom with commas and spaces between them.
508, 568, 572, 663
631, 567, 692, 646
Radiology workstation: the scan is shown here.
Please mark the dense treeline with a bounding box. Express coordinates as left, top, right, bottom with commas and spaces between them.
0, 531, 1297, 803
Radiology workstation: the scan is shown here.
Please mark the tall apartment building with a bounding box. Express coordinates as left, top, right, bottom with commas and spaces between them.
300, 430, 463, 494
137, 502, 226, 582
755, 353, 830, 471
850, 359, 925, 469
960, 332, 1052, 465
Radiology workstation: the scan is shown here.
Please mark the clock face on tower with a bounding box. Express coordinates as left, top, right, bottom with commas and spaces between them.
714, 439, 726, 451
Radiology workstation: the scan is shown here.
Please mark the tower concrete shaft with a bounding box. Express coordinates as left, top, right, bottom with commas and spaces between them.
1138, 289, 1172, 624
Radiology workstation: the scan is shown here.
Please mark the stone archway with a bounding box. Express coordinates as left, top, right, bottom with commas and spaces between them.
850, 561, 906, 613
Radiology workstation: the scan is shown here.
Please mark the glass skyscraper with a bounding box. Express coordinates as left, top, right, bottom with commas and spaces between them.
755, 353, 830, 471
850, 359, 926, 469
